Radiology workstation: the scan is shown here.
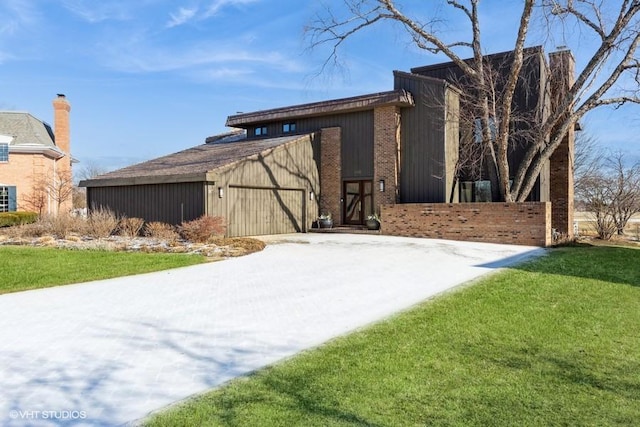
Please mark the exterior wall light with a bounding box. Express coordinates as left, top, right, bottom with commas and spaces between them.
379, 179, 385, 192
309, 191, 315, 200
218, 187, 224, 198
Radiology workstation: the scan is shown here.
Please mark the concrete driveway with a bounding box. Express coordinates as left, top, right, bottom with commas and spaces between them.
0, 233, 543, 426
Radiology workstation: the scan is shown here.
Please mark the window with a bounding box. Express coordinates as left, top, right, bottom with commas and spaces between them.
475, 180, 492, 202
254, 126, 268, 136
0, 143, 8, 162
473, 117, 497, 143
459, 180, 492, 202
460, 181, 474, 202
283, 122, 296, 133
0, 186, 16, 212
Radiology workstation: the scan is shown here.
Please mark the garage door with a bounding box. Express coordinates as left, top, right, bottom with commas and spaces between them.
227, 186, 305, 237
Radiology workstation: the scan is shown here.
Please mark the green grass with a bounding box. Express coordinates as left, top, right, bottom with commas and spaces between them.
146, 245, 640, 426
0, 246, 207, 294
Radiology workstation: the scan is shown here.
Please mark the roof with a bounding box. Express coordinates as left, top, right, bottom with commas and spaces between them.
0, 111, 56, 147
81, 133, 313, 187
411, 46, 545, 75
226, 89, 414, 127
0, 111, 64, 158
393, 70, 463, 94
204, 128, 246, 144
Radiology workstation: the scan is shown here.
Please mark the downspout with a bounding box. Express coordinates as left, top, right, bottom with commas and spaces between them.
52, 158, 57, 215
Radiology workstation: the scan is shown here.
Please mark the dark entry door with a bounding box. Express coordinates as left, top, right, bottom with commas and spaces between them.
343, 180, 373, 225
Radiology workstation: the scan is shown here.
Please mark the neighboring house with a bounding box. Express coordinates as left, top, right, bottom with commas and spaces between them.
81, 47, 573, 244
0, 95, 73, 215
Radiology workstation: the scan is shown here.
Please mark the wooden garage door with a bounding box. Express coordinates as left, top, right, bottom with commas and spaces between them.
227, 186, 305, 237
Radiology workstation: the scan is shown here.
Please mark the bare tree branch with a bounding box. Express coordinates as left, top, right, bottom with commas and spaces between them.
308, 0, 640, 204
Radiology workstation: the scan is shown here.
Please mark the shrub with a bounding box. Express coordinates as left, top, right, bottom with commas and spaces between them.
86, 207, 118, 238
42, 214, 80, 239
215, 237, 266, 255
144, 222, 180, 241
8, 222, 47, 238
0, 211, 38, 227
0, 213, 18, 228
117, 217, 145, 238
178, 215, 226, 243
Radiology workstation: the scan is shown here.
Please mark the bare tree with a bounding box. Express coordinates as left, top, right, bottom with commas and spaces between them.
24, 169, 74, 215
577, 151, 640, 238
76, 161, 108, 183
607, 153, 640, 234
49, 169, 74, 214
22, 176, 48, 216
579, 170, 618, 239
573, 127, 602, 209
73, 161, 109, 210
306, 0, 640, 202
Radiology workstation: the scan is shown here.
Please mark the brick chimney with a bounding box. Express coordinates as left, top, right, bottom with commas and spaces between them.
52, 94, 71, 158
549, 49, 575, 239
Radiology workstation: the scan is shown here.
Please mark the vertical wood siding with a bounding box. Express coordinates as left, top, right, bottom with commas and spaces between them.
394, 72, 449, 203
87, 182, 205, 225
412, 49, 547, 201
208, 135, 320, 237
226, 187, 304, 236
267, 111, 374, 180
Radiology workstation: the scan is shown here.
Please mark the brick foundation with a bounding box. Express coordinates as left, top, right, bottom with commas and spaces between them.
381, 202, 551, 246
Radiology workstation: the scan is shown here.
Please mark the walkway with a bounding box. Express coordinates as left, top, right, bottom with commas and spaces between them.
0, 234, 543, 426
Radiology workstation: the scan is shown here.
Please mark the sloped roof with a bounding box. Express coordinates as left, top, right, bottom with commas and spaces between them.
411, 45, 545, 74
81, 133, 312, 187
0, 111, 56, 147
204, 128, 246, 144
0, 111, 65, 159
226, 89, 414, 127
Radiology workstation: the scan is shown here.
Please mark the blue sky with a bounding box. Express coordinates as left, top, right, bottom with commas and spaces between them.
1, 0, 638, 176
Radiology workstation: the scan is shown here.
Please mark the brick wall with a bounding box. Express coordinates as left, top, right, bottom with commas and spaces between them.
381, 202, 551, 246
320, 127, 342, 223
373, 105, 400, 210
0, 152, 71, 214
53, 95, 71, 158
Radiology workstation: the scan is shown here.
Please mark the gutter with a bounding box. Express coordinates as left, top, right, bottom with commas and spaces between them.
9, 144, 65, 160
79, 172, 218, 188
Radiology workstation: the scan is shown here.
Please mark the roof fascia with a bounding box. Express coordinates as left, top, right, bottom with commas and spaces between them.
226, 90, 414, 127
411, 45, 545, 74
393, 70, 463, 95
80, 172, 213, 188
9, 144, 65, 159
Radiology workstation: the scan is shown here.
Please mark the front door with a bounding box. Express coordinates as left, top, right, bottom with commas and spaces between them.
343, 180, 373, 225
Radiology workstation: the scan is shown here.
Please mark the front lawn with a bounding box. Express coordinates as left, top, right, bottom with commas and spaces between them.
0, 246, 207, 294
146, 245, 640, 426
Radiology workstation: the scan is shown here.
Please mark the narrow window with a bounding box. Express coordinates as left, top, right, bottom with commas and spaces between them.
475, 180, 492, 202
459, 181, 474, 202
283, 122, 296, 133
0, 143, 8, 162
0, 187, 7, 212
473, 117, 497, 143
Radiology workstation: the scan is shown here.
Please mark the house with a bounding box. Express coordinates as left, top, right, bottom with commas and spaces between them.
0, 95, 74, 215
410, 46, 575, 237
81, 77, 458, 234
81, 47, 574, 246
